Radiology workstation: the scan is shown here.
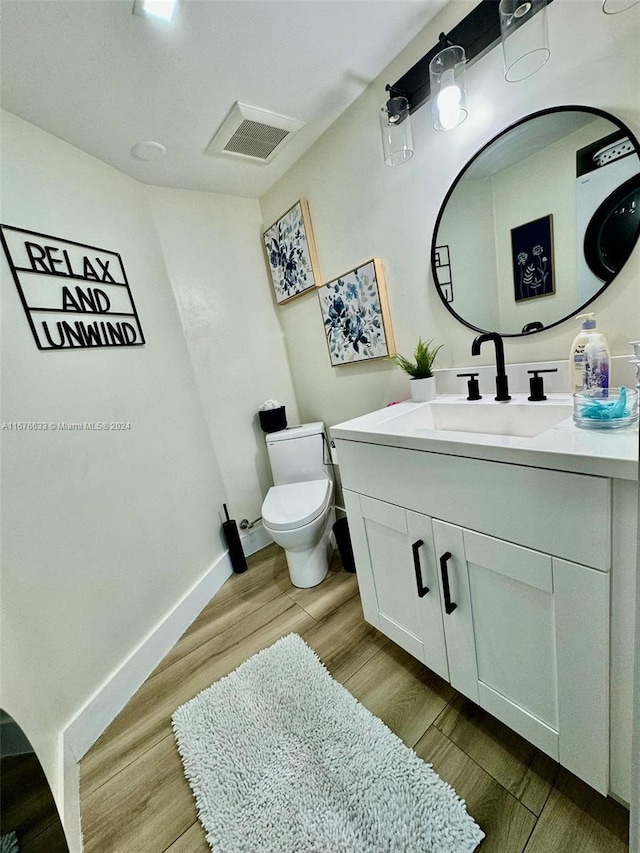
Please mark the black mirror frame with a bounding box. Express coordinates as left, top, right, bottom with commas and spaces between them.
430, 104, 640, 337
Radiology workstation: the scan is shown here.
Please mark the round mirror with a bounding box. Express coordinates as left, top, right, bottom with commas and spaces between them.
431, 106, 640, 336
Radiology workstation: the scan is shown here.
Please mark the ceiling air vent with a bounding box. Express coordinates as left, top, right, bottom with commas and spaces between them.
205, 102, 304, 165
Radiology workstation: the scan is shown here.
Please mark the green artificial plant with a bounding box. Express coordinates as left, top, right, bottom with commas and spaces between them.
392, 338, 443, 379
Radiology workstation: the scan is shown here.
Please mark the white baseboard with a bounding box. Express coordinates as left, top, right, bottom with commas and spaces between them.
61, 738, 82, 853
60, 550, 233, 851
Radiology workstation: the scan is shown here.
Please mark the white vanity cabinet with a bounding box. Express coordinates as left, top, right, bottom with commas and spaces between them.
337, 438, 620, 797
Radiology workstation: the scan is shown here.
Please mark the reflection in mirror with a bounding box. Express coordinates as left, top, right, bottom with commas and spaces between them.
0, 710, 69, 852
432, 106, 640, 336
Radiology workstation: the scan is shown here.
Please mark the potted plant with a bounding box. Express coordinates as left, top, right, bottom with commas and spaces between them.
392, 338, 443, 402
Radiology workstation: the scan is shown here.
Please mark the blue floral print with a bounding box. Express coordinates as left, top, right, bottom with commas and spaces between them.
319, 261, 388, 365
264, 203, 315, 303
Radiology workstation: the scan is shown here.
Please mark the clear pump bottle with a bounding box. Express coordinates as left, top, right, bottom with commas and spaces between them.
570, 313, 610, 393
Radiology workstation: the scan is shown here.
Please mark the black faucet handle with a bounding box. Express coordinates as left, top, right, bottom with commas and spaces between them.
457, 372, 482, 401
527, 368, 558, 401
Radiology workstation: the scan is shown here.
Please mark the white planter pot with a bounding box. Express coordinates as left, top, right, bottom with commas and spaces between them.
410, 376, 436, 402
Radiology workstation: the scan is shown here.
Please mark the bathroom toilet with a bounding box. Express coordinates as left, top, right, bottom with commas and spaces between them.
261, 422, 335, 588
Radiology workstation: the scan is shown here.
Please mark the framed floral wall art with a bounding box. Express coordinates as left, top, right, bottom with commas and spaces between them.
263, 199, 321, 305
318, 258, 395, 366
510, 214, 555, 302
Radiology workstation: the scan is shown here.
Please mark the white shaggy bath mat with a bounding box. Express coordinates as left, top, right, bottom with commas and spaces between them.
172, 633, 484, 853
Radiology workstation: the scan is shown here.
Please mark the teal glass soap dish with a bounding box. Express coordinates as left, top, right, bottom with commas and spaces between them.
573, 387, 639, 430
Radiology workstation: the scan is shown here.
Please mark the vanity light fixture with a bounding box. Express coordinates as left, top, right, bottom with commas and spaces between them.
380, 0, 554, 165
380, 87, 414, 166
499, 0, 550, 82
429, 36, 468, 132
132, 0, 178, 23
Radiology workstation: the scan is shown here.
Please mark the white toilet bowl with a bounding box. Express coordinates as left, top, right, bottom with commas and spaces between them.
262, 478, 335, 588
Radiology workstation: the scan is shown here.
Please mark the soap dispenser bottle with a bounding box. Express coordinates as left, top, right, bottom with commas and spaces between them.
570, 314, 595, 393
569, 313, 610, 394
584, 322, 610, 394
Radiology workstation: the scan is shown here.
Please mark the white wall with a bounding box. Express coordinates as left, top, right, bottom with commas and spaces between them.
148, 187, 299, 525
259, 0, 640, 427
0, 112, 229, 826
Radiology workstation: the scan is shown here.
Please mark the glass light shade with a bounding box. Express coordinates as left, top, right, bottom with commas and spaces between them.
429, 45, 468, 132
379, 97, 414, 166
499, 0, 550, 82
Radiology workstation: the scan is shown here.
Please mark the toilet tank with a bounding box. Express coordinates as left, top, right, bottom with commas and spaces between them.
266, 422, 331, 485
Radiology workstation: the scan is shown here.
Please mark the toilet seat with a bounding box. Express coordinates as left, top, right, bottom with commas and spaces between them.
262, 479, 332, 532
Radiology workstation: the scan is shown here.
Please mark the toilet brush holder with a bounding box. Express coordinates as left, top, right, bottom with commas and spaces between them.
222, 503, 248, 574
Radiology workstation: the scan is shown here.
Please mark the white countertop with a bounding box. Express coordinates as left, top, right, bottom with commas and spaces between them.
331, 394, 639, 481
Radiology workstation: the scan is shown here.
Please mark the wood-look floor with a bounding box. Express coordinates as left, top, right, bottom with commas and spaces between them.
80, 543, 630, 853
1, 754, 68, 852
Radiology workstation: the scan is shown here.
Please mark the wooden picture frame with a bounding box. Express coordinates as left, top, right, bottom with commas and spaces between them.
262, 199, 321, 305
317, 258, 395, 366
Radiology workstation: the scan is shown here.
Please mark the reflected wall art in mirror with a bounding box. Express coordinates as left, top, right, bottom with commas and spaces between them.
431, 106, 640, 336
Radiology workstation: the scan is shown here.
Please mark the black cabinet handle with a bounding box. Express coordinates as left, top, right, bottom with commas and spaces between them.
412, 539, 429, 598
439, 551, 457, 615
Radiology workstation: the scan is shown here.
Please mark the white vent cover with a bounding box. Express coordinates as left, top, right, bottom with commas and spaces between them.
206, 102, 304, 165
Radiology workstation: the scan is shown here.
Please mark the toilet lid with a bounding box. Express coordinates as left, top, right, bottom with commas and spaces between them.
262, 479, 332, 532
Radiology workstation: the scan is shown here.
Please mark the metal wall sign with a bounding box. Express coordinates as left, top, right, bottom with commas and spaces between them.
0, 225, 145, 350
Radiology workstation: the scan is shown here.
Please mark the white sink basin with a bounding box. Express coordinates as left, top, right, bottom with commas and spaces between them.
381, 396, 574, 438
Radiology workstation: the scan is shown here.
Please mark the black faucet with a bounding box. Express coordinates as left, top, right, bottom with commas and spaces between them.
471, 333, 511, 401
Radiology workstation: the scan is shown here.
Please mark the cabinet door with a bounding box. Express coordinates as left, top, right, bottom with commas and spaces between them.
433, 520, 560, 754
406, 510, 449, 680
343, 490, 449, 679
554, 558, 609, 794
430, 521, 479, 704
461, 527, 560, 761
432, 520, 610, 793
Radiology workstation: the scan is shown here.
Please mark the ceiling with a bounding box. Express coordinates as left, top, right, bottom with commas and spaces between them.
465, 112, 599, 179
0, 0, 447, 198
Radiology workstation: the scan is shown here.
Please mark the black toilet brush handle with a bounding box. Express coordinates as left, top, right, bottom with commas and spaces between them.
222, 504, 248, 574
